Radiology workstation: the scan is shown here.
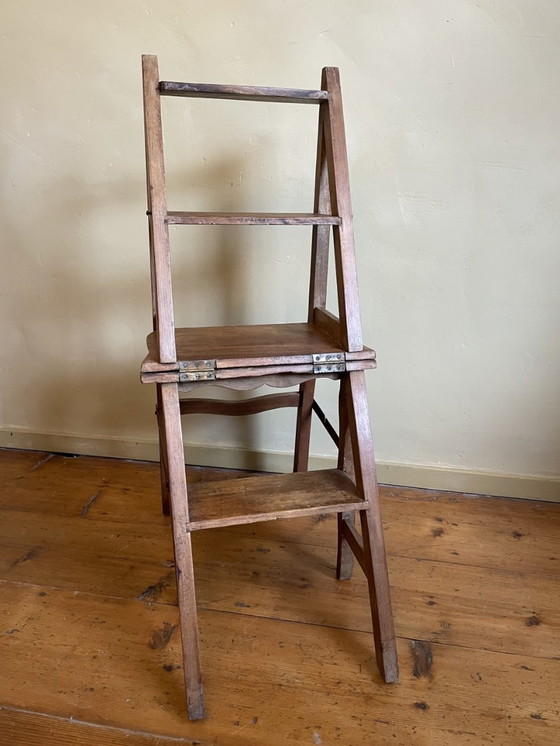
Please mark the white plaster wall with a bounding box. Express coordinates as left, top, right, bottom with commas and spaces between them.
1, 1, 559, 484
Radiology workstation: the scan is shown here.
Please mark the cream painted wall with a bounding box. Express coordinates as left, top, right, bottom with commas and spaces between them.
1, 1, 559, 494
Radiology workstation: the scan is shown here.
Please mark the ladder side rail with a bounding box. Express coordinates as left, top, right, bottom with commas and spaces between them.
142, 54, 177, 363
308, 97, 332, 320
322, 67, 363, 352
336, 376, 357, 580
295, 97, 332, 474
344, 372, 399, 682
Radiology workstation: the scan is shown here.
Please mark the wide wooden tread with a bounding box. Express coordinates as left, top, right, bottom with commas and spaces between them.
159, 81, 329, 104
165, 212, 341, 226
186, 468, 364, 530
141, 322, 376, 378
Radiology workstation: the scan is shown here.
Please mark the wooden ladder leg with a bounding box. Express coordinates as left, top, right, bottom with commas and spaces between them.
293, 74, 331, 475
293, 380, 315, 472
160, 382, 205, 719
156, 384, 170, 516
336, 510, 355, 580
336, 377, 355, 580
344, 371, 399, 683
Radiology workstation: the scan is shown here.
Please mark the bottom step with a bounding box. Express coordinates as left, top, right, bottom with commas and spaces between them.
186, 469, 364, 530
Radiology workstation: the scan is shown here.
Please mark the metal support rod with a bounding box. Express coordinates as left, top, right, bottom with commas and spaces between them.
311, 399, 339, 447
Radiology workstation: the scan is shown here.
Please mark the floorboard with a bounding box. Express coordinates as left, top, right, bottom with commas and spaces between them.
0, 707, 196, 746
0, 448, 558, 745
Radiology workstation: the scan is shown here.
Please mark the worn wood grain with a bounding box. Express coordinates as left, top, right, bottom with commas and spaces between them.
313, 307, 341, 343
292, 380, 315, 472
336, 382, 356, 580
1, 502, 559, 659
180, 393, 299, 417
141, 324, 375, 381
165, 212, 340, 225
179, 372, 341, 392
0, 707, 199, 746
143, 369, 345, 387
160, 383, 204, 719
322, 67, 363, 351
308, 94, 332, 318
229, 488, 560, 576
3, 453, 559, 578
1, 580, 558, 745
143, 323, 345, 372
345, 372, 398, 681
142, 55, 176, 363
156, 384, 171, 516
186, 469, 364, 530
1, 450, 560, 743
159, 80, 329, 103
0, 449, 51, 483
296, 85, 334, 479
0, 453, 165, 520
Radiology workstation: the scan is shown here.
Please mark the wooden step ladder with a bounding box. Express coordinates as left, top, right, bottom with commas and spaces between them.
140, 55, 399, 720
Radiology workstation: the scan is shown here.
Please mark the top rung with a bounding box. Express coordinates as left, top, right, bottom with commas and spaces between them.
159, 81, 329, 104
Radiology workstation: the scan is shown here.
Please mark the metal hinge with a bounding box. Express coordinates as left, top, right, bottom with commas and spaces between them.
178, 359, 216, 382
312, 352, 346, 374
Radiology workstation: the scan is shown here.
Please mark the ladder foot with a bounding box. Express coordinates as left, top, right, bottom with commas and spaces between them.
378, 643, 399, 683
187, 691, 206, 721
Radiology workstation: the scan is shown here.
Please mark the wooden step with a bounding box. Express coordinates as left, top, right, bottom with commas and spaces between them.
159, 81, 329, 104
186, 469, 364, 530
142, 322, 345, 373
141, 322, 377, 381
165, 212, 341, 226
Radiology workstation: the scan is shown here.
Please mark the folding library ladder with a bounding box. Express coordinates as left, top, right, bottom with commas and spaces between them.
140, 55, 399, 720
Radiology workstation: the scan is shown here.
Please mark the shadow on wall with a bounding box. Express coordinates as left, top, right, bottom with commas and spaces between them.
2, 148, 289, 464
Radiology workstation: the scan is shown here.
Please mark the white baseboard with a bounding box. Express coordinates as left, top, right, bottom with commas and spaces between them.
1, 427, 559, 502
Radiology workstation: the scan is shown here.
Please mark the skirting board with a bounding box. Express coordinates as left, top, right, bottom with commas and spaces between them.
0, 427, 559, 503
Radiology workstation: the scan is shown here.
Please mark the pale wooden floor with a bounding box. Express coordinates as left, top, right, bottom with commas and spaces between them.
0, 448, 558, 746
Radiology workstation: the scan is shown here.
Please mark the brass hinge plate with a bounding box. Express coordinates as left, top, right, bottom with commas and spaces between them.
312, 352, 346, 374
179, 371, 216, 381
179, 359, 216, 382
